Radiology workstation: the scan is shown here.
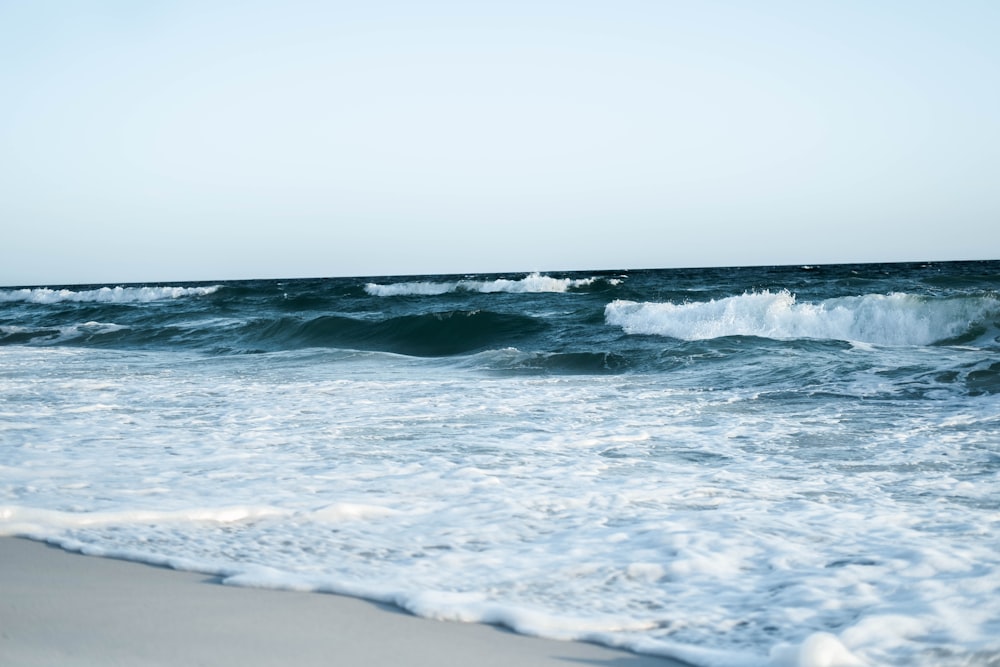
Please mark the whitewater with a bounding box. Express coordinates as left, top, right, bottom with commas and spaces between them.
1, 261, 998, 667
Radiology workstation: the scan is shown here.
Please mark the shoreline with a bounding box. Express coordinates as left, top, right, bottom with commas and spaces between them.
0, 536, 689, 666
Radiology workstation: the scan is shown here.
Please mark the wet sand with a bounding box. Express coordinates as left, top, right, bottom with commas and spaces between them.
0, 537, 687, 667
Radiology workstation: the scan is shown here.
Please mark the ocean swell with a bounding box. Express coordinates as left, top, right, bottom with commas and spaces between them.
240, 310, 549, 356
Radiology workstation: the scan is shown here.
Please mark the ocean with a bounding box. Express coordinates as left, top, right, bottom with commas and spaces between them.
1, 261, 998, 667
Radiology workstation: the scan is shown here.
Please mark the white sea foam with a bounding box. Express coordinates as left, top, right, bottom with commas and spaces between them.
364, 281, 458, 296
0, 505, 290, 532
770, 633, 867, 667
0, 285, 220, 304
1, 345, 997, 667
605, 291, 998, 345
365, 272, 601, 296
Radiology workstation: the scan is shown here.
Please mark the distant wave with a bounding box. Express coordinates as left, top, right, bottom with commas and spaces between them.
0, 285, 220, 304
605, 290, 1000, 346
365, 273, 615, 297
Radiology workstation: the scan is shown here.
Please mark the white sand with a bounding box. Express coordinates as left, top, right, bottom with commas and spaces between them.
0, 537, 688, 666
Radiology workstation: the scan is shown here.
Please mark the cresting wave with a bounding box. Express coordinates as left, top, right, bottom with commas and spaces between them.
365, 272, 614, 296
605, 290, 1000, 346
0, 285, 220, 304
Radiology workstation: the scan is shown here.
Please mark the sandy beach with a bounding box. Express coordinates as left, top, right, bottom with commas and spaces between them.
0, 537, 687, 667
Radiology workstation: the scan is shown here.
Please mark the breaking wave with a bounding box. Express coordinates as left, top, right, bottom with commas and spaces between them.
605, 290, 1000, 346
0, 285, 221, 304
365, 272, 614, 297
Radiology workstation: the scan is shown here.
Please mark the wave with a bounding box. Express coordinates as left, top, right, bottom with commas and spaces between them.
0, 321, 130, 346
0, 303, 552, 357
0, 285, 221, 304
365, 272, 616, 297
238, 310, 550, 357
605, 290, 1000, 346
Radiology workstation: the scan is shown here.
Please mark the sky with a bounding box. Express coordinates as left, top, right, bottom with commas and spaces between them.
1, 0, 998, 286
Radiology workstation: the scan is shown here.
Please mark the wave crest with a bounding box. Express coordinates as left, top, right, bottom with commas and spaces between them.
365, 272, 610, 297
605, 291, 1000, 346
0, 285, 221, 304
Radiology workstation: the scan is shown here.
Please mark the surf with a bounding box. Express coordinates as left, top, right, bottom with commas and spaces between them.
605, 290, 1000, 346
364, 272, 616, 296
0, 285, 221, 304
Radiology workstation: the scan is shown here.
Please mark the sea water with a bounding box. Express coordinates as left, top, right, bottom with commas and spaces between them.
1, 261, 998, 667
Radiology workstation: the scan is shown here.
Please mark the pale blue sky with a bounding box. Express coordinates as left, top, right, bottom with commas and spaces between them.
2, 0, 998, 285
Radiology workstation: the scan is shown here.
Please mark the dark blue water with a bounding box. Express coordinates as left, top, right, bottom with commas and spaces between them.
3, 260, 998, 391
